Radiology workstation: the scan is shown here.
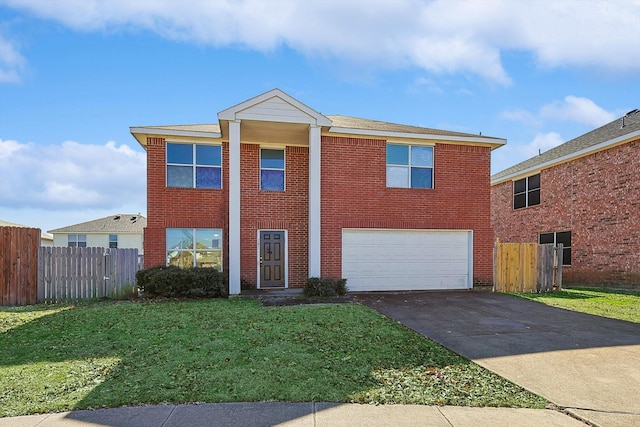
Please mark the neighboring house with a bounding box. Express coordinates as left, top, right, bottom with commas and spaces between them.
0, 219, 54, 246
130, 89, 505, 295
48, 214, 146, 253
491, 109, 640, 288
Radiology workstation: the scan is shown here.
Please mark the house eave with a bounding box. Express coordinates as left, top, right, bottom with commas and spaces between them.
327, 126, 506, 148
491, 129, 640, 185
130, 127, 222, 148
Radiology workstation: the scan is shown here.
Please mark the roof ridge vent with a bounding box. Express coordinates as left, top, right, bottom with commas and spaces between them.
625, 109, 639, 116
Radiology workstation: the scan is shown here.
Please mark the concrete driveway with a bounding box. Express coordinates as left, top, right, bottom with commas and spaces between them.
356, 291, 640, 427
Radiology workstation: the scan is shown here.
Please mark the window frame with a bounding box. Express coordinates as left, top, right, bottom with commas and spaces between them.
260, 147, 286, 191
539, 231, 571, 266
68, 234, 87, 248
109, 234, 118, 249
166, 142, 222, 189
513, 173, 540, 209
166, 228, 223, 270
386, 143, 434, 189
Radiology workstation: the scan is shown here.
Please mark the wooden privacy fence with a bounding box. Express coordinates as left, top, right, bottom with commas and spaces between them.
38, 247, 141, 303
0, 227, 40, 305
493, 241, 563, 293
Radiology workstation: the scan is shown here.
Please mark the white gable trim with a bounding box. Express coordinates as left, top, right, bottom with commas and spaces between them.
218, 89, 332, 127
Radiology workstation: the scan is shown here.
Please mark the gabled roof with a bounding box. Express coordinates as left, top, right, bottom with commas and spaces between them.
48, 214, 147, 234
492, 109, 640, 185
0, 219, 53, 241
218, 88, 332, 126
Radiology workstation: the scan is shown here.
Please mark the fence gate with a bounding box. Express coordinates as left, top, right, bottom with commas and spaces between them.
493, 240, 563, 293
0, 227, 40, 305
38, 247, 140, 303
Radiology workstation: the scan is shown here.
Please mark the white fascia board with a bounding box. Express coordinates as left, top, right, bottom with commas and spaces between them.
129, 127, 222, 139
491, 129, 640, 186
327, 127, 506, 147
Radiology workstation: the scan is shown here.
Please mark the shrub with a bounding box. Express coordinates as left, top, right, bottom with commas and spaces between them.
304, 277, 348, 297
136, 265, 228, 299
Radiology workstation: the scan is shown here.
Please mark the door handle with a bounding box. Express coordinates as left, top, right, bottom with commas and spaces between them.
260, 256, 263, 267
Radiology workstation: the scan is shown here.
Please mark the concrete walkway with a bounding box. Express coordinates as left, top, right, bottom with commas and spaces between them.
356, 291, 640, 427
0, 402, 586, 427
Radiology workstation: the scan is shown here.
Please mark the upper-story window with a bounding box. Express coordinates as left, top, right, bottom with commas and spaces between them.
260, 148, 285, 191
166, 143, 222, 189
513, 174, 540, 209
386, 144, 434, 189
68, 234, 87, 248
109, 234, 118, 249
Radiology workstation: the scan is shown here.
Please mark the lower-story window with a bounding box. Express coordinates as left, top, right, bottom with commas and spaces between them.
539, 231, 571, 266
166, 228, 222, 270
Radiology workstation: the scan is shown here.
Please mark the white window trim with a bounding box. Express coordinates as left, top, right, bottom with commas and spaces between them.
166, 142, 223, 189
260, 147, 286, 191
386, 143, 435, 189
166, 228, 223, 270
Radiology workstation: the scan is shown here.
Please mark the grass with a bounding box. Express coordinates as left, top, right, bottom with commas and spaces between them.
0, 299, 546, 417
511, 287, 640, 323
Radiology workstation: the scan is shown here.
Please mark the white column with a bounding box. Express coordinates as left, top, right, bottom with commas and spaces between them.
308, 125, 321, 277
228, 120, 241, 295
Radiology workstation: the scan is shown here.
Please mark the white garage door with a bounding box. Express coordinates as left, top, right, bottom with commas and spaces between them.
342, 229, 472, 292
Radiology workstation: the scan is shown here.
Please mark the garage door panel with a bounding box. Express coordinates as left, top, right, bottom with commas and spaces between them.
342, 229, 472, 292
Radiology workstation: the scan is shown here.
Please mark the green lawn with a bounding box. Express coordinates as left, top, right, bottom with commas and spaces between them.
511, 287, 640, 323
0, 299, 546, 417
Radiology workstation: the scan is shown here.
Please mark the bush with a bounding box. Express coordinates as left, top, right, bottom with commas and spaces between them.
303, 277, 348, 297
136, 265, 228, 299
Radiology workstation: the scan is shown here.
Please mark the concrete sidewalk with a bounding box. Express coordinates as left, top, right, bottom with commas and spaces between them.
0, 402, 586, 427
356, 291, 640, 427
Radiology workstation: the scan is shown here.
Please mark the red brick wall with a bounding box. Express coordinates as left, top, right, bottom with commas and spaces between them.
239, 144, 309, 289
145, 135, 495, 289
320, 136, 494, 285
491, 139, 640, 287
144, 137, 229, 269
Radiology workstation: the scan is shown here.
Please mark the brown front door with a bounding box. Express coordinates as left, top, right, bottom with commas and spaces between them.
260, 231, 285, 288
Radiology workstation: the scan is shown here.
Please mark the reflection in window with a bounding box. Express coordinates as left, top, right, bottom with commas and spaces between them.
386, 144, 433, 189
260, 148, 285, 191
166, 228, 222, 270
167, 143, 222, 189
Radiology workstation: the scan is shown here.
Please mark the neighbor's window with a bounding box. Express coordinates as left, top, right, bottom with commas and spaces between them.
386, 144, 434, 189
109, 234, 118, 249
540, 231, 571, 266
166, 228, 222, 270
260, 148, 285, 191
166, 143, 222, 189
513, 174, 540, 209
68, 234, 87, 248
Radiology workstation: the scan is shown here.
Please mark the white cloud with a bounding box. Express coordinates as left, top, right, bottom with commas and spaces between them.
502, 96, 617, 128
522, 132, 565, 158
540, 96, 616, 127
0, 138, 146, 211
2, 0, 639, 85
0, 33, 25, 83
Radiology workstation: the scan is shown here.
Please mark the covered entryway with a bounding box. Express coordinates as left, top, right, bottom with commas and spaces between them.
342, 229, 472, 291
259, 230, 286, 288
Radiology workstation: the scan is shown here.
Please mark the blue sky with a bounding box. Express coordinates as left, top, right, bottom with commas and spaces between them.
1, 0, 639, 232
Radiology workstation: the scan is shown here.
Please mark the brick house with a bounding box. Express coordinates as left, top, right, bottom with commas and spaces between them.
491, 109, 640, 288
131, 89, 504, 294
